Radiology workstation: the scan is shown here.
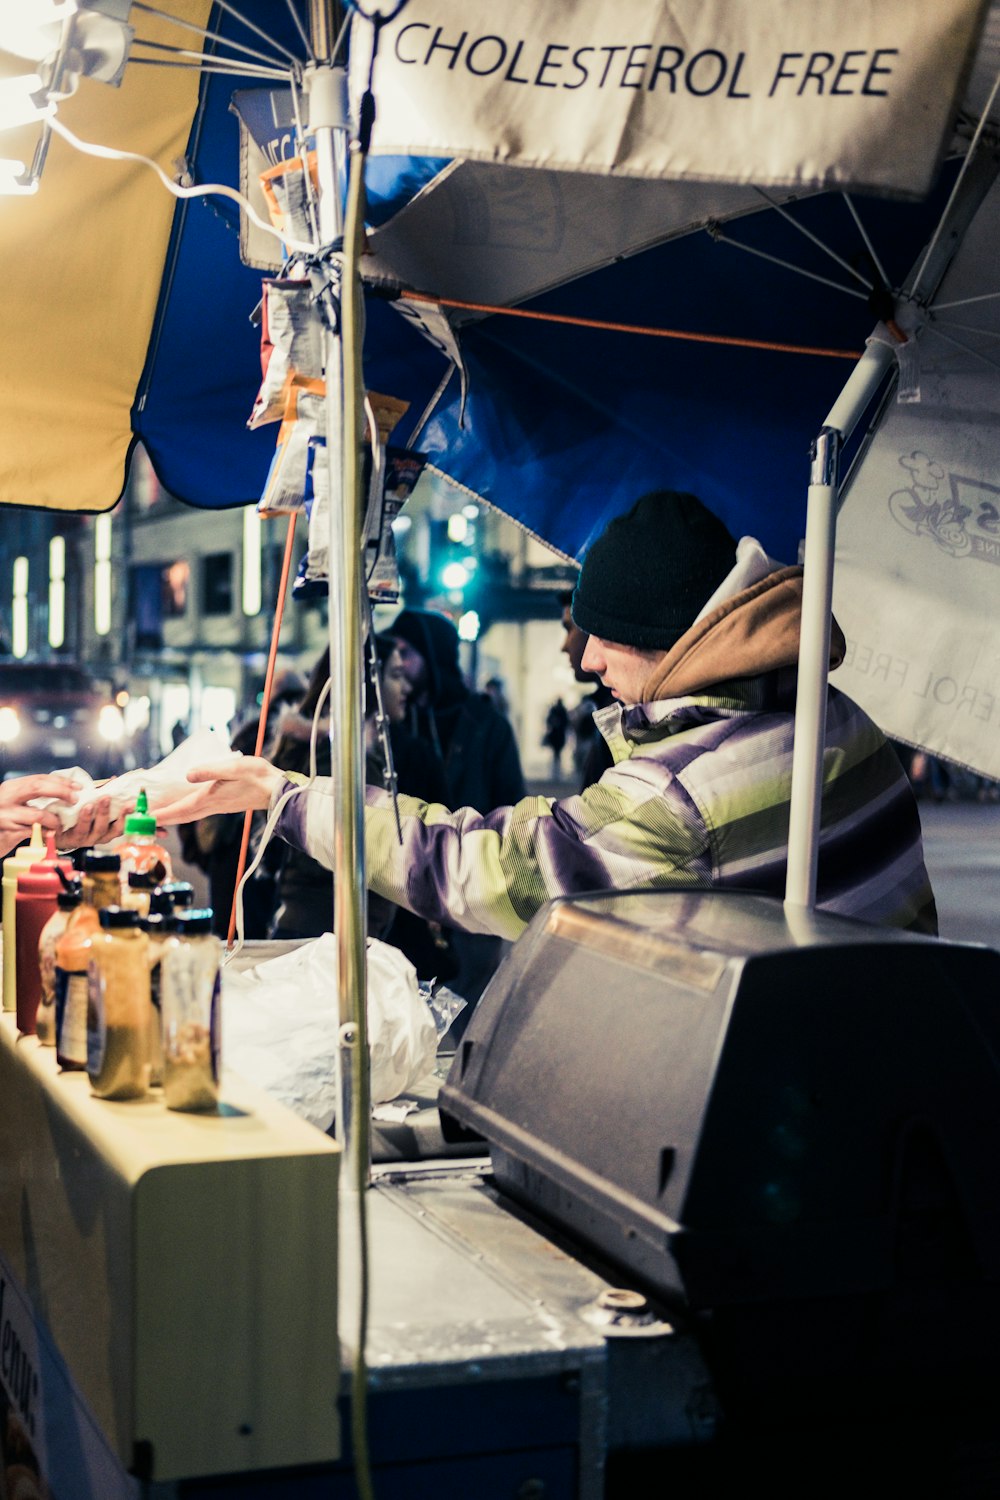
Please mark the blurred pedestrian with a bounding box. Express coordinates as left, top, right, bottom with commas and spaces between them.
483, 676, 510, 717
543, 697, 570, 778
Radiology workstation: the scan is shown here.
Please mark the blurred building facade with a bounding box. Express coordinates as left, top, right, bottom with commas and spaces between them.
0, 448, 585, 779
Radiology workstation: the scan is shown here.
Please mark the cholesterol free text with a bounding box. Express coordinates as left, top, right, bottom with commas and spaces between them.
842, 640, 1000, 725
393, 28, 901, 100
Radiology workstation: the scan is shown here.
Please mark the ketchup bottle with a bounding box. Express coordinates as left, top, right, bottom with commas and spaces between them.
15, 835, 72, 1035
2, 822, 45, 1013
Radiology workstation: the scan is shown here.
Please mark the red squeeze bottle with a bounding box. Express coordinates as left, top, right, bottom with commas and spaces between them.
15, 835, 72, 1036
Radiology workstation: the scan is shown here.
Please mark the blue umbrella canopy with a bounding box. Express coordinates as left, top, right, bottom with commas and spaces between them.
386, 181, 957, 564
0, 0, 996, 569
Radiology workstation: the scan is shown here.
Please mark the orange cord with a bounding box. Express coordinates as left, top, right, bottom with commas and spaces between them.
226, 511, 298, 949
400, 289, 863, 361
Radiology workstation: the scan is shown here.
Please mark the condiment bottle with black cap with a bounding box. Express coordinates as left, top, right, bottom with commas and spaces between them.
161, 908, 221, 1112
122, 868, 160, 917
54, 851, 123, 1071
81, 851, 122, 912
150, 881, 195, 914
87, 906, 150, 1101
38, 881, 82, 1047
139, 909, 180, 1088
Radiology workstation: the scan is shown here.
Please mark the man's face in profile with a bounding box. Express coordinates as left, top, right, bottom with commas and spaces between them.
561, 605, 594, 684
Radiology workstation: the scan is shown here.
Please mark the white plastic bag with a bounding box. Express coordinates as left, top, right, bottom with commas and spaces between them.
221, 933, 438, 1130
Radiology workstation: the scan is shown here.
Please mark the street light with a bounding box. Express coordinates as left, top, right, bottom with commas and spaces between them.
441, 560, 470, 591
0, 0, 134, 192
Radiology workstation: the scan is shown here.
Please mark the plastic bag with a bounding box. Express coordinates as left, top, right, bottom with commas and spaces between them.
221, 934, 441, 1130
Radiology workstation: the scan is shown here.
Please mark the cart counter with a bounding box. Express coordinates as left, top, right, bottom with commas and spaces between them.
0, 1013, 340, 1488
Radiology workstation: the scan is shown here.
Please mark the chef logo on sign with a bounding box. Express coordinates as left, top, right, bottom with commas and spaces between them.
888, 450, 1000, 564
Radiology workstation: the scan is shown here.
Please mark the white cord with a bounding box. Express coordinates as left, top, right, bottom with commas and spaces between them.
47, 113, 319, 257
224, 780, 301, 964
225, 676, 333, 962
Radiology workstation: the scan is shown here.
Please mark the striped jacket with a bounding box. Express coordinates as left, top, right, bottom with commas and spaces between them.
274, 570, 937, 939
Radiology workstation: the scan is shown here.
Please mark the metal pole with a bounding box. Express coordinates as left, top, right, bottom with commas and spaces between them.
784, 340, 895, 909
307, 14, 367, 1173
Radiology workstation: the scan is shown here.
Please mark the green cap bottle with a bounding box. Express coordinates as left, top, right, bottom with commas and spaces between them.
124, 789, 156, 838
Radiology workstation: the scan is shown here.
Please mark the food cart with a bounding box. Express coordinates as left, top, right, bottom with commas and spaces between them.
7, 889, 1000, 1496
4, 2, 1000, 1494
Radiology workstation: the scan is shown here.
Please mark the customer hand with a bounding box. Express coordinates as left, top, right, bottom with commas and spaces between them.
153, 757, 284, 824
60, 794, 127, 851
0, 773, 82, 856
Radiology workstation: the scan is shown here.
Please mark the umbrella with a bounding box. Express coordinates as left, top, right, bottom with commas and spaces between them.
0, 2, 992, 535
2, 0, 999, 846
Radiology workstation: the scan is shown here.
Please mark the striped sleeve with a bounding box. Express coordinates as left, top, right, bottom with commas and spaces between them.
273, 759, 716, 941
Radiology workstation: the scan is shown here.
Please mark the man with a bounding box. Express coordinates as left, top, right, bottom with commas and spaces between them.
558, 589, 614, 790
153, 491, 936, 940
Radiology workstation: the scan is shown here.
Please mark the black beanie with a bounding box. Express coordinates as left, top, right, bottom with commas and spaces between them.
572, 491, 737, 651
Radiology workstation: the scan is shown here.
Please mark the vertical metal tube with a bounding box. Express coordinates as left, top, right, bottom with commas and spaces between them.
784, 436, 838, 911
311, 20, 376, 1492
334, 136, 370, 1183
784, 341, 895, 909
308, 5, 367, 1177
309, 0, 334, 62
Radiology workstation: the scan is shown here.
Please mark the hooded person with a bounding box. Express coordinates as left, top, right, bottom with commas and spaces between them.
387, 607, 527, 1010
389, 608, 526, 814
152, 490, 937, 951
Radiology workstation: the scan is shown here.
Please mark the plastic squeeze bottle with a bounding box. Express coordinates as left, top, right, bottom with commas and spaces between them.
161, 908, 221, 1112
150, 881, 195, 914
2, 823, 46, 1013
54, 852, 122, 1070
87, 906, 151, 1100
121, 869, 160, 917
139, 910, 178, 1088
115, 790, 172, 895
37, 883, 82, 1046
15, 835, 72, 1035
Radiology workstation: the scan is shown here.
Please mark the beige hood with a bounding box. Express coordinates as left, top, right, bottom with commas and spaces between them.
641, 565, 846, 703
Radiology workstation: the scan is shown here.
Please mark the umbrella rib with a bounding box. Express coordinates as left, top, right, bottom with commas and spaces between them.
753, 188, 875, 290
707, 229, 869, 300
282, 0, 313, 59
911, 67, 1000, 296
127, 56, 293, 80
399, 291, 862, 360
920, 322, 1000, 373
131, 1, 300, 69
840, 194, 891, 290
132, 38, 292, 75
933, 289, 1000, 311
931, 317, 1000, 343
